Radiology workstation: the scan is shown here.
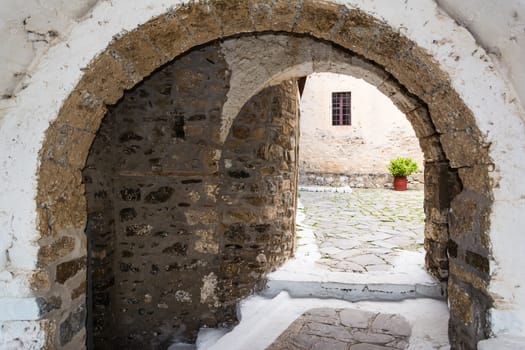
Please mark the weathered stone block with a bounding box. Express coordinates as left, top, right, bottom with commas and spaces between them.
448, 239, 458, 258
211, 0, 253, 36
294, 0, 342, 39
424, 221, 449, 243
384, 45, 449, 102
194, 229, 219, 254
425, 238, 449, 280
38, 161, 83, 205
250, 0, 272, 31
39, 194, 87, 236
225, 209, 256, 223
232, 125, 250, 139
465, 250, 490, 275
108, 30, 163, 80
224, 223, 248, 243
424, 162, 461, 217
175, 2, 222, 45
228, 170, 251, 179
38, 236, 75, 266
428, 87, 477, 134
270, 0, 301, 32
71, 281, 87, 301
140, 14, 192, 62
332, 9, 378, 55
259, 144, 285, 161
419, 135, 446, 162
77, 52, 134, 105
119, 208, 137, 222
448, 282, 473, 325
42, 123, 95, 169
31, 270, 51, 291
449, 193, 478, 238
120, 187, 141, 201
440, 131, 491, 168
125, 224, 153, 237
54, 89, 107, 133
37, 295, 62, 316
449, 260, 488, 291
458, 166, 493, 199
60, 304, 86, 346
405, 107, 437, 139
145, 186, 174, 203
56, 257, 86, 284
479, 206, 491, 251
162, 242, 188, 256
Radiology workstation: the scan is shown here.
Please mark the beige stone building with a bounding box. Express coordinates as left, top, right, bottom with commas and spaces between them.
299, 72, 424, 187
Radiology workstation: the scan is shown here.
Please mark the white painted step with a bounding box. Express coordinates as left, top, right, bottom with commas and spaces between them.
200, 292, 450, 350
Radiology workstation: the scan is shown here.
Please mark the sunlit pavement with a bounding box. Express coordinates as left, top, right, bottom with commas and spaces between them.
171, 188, 450, 350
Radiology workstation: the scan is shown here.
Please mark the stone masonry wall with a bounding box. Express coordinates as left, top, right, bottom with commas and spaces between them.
27, 3, 505, 348
218, 81, 299, 312
83, 109, 116, 348
82, 41, 299, 348
299, 172, 424, 189
84, 43, 230, 348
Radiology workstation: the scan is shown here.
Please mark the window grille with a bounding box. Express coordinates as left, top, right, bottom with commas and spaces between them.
332, 92, 351, 125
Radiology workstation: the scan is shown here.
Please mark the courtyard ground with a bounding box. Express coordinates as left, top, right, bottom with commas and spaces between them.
172, 188, 450, 350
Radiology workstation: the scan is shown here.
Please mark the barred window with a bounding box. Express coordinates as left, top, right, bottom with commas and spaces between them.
332, 92, 351, 126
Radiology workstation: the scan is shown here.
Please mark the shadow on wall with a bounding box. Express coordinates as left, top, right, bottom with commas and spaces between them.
83, 42, 299, 347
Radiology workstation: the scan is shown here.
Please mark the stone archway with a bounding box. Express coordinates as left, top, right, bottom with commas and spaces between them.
32, 1, 494, 349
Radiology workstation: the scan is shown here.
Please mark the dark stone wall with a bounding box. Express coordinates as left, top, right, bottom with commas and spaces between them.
83, 42, 299, 349
83, 108, 117, 348
218, 80, 299, 313
447, 185, 493, 349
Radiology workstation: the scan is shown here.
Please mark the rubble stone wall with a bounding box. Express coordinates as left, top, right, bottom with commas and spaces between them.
3, 2, 508, 349
83, 42, 299, 348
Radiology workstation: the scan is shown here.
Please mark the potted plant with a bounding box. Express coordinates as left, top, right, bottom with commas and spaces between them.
387, 157, 418, 191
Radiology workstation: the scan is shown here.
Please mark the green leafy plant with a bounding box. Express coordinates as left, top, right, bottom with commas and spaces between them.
387, 157, 418, 177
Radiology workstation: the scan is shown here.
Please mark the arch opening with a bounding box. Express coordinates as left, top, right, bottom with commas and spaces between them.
34, 2, 493, 349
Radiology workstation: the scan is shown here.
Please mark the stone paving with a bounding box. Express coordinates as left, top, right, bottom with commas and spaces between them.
171, 188, 450, 350
258, 188, 441, 350
267, 307, 411, 350
298, 188, 425, 273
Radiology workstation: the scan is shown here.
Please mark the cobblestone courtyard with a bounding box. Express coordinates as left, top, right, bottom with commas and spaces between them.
261, 188, 449, 350
298, 188, 425, 273
173, 188, 449, 349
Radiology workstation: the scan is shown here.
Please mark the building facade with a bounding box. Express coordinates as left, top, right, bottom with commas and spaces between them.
299, 72, 424, 188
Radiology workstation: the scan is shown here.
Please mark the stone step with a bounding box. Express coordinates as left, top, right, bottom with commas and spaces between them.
202, 291, 450, 350
207, 292, 301, 350
261, 279, 445, 302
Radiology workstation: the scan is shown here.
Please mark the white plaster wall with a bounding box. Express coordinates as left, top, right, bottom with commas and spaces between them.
0, 0, 100, 101
436, 0, 525, 114
0, 0, 524, 344
299, 73, 423, 174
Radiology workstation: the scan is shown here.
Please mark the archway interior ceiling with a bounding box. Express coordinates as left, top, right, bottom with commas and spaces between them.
34, 2, 493, 348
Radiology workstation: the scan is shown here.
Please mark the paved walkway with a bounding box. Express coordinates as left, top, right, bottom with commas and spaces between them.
266, 187, 436, 292
256, 188, 448, 349
268, 308, 411, 350
171, 188, 450, 350
299, 188, 425, 273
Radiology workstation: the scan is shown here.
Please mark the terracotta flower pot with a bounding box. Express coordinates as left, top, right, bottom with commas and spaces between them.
393, 176, 408, 191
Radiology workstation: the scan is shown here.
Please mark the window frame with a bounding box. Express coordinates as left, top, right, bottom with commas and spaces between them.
331, 91, 352, 126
